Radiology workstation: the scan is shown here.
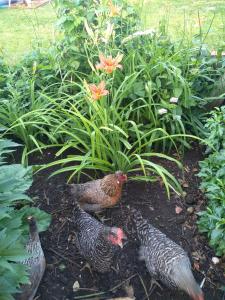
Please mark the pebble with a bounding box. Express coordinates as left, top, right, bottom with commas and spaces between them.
182, 182, 189, 188
59, 263, 66, 271
73, 280, 80, 292
212, 257, 220, 265
187, 207, 194, 214
182, 191, 187, 197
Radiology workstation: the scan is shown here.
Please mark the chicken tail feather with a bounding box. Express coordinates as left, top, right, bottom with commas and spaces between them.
173, 258, 204, 300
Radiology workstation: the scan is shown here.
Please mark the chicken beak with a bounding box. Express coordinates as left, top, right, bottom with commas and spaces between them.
123, 233, 127, 240
118, 241, 124, 248
118, 234, 127, 248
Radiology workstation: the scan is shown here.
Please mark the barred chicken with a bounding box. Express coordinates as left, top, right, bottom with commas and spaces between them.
16, 216, 46, 300
131, 208, 204, 300
71, 198, 126, 273
66, 171, 127, 211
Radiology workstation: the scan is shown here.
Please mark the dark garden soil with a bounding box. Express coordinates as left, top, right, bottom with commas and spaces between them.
14, 145, 225, 300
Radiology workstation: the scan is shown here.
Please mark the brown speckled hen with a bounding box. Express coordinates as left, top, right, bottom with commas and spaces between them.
67, 171, 127, 211
16, 216, 45, 300
71, 199, 126, 273
131, 208, 204, 300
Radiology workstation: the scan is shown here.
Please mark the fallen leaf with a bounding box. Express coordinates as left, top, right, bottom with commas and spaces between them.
184, 166, 190, 173
194, 262, 200, 271
124, 282, 135, 299
182, 182, 189, 188
175, 206, 183, 214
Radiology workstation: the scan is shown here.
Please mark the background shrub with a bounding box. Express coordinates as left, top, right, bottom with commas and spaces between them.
198, 107, 225, 256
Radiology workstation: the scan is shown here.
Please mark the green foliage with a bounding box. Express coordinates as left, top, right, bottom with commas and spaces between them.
198, 199, 225, 256
1, 0, 222, 152
54, 0, 139, 76
198, 150, 225, 204
191, 51, 225, 105
198, 107, 225, 256
0, 139, 19, 164
0, 49, 66, 150
40, 86, 184, 196
204, 106, 225, 153
0, 0, 222, 198
0, 0, 207, 196
0, 139, 50, 300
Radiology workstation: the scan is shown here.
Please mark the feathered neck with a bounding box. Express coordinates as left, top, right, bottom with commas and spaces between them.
28, 219, 39, 243
100, 174, 122, 196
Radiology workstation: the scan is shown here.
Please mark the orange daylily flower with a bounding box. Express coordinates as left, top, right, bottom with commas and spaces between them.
96, 53, 123, 74
88, 81, 109, 101
108, 0, 121, 17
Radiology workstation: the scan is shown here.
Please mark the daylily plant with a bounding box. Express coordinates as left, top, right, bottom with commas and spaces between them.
96, 53, 123, 74
88, 81, 109, 101
108, 0, 121, 17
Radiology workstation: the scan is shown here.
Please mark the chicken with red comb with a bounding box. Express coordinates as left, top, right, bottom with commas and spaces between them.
70, 197, 127, 273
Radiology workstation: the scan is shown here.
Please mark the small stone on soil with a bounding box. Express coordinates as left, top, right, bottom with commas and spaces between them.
212, 257, 220, 265
182, 182, 189, 188
182, 191, 187, 197
187, 207, 194, 214
72, 280, 80, 292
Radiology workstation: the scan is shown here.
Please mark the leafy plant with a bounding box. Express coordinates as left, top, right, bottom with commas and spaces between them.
36, 77, 189, 197
54, 0, 139, 77
204, 106, 225, 153
0, 87, 63, 150
191, 50, 225, 107
1, 0, 221, 153
198, 201, 225, 256
197, 108, 225, 255
0, 139, 50, 300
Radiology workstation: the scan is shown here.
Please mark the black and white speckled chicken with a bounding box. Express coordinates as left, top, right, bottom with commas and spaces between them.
131, 208, 204, 300
71, 198, 126, 273
16, 216, 46, 300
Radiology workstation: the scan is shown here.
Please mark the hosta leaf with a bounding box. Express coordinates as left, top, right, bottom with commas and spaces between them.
19, 206, 51, 233
0, 139, 50, 299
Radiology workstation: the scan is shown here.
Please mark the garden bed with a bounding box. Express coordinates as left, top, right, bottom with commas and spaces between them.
13, 145, 224, 300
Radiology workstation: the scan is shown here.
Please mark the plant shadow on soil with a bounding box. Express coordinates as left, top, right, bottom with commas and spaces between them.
14, 145, 225, 300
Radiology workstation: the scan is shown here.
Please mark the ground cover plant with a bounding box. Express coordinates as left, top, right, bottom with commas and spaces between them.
198, 107, 225, 256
